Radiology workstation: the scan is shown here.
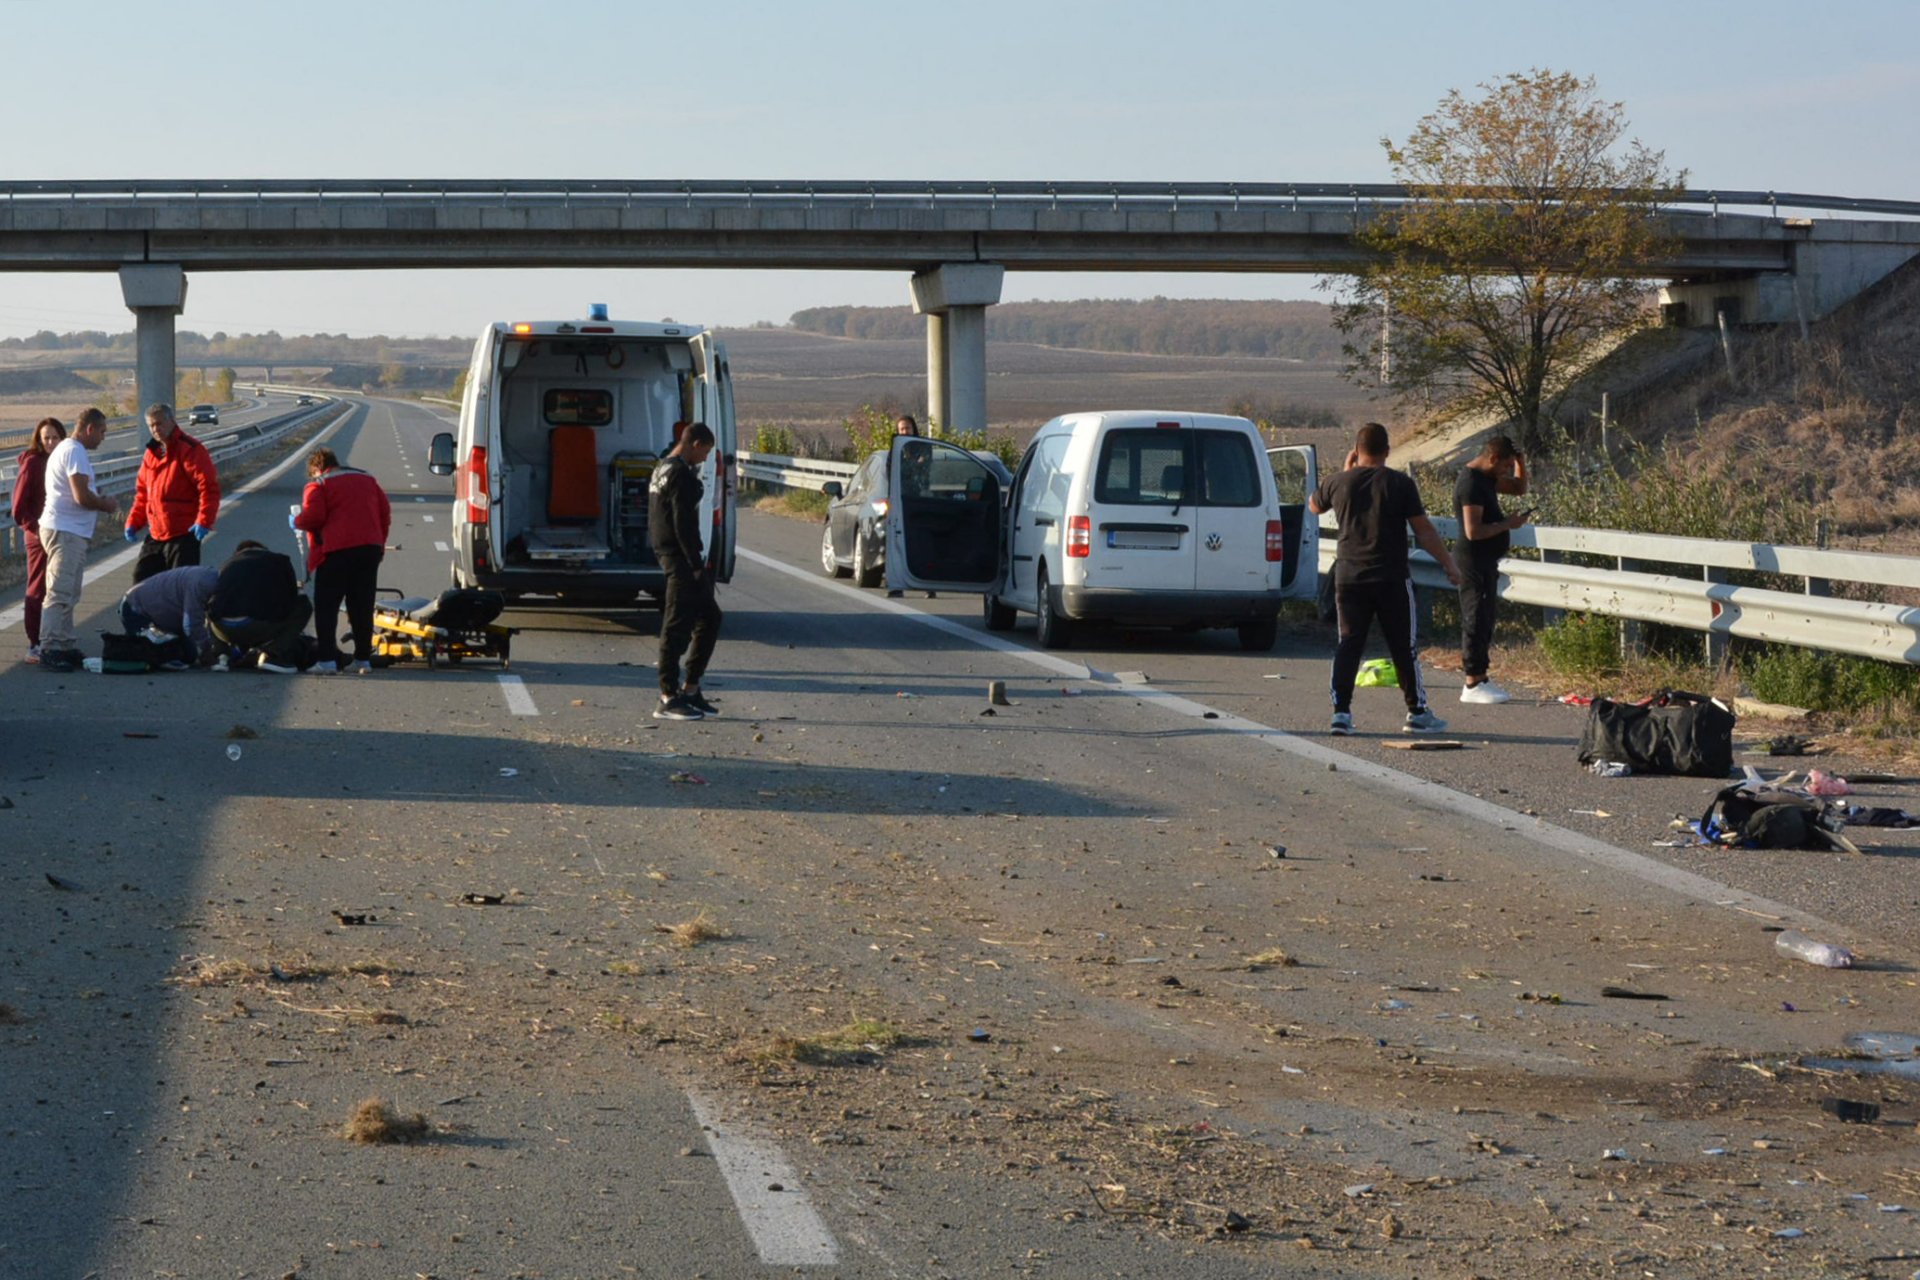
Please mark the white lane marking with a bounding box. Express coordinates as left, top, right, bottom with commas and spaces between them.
422, 514, 435, 523
434, 540, 451, 553
685, 1091, 839, 1267
1, 408, 356, 635
737, 546, 1857, 942
497, 673, 538, 716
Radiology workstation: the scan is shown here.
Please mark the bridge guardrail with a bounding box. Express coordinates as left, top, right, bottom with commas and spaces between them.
739, 449, 1920, 667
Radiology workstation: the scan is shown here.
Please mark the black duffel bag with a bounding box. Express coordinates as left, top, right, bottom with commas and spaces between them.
1576, 689, 1735, 777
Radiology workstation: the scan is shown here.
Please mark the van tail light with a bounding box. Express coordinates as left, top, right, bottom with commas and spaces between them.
1265, 519, 1286, 562
1066, 516, 1091, 558
461, 446, 489, 525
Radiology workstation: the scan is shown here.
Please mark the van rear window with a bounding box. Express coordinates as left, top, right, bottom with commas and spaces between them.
1195, 430, 1260, 506
544, 389, 613, 426
1095, 430, 1187, 506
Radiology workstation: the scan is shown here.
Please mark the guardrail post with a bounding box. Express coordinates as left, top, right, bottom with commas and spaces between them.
1703, 566, 1729, 667
1538, 549, 1566, 626
1618, 557, 1647, 658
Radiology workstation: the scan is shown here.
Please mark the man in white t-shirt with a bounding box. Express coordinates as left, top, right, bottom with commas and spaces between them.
37, 407, 117, 672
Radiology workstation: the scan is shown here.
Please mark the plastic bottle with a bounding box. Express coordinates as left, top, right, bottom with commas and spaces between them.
1588, 760, 1632, 778
1775, 930, 1853, 968
225, 744, 243, 762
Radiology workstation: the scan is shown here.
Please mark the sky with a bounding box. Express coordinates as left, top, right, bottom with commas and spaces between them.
0, 0, 1915, 341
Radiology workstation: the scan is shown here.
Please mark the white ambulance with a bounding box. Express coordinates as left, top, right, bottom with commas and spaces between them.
428, 306, 736, 605
885, 412, 1317, 650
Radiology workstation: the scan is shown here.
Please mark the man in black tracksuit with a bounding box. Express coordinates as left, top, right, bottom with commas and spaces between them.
207, 539, 314, 671
649, 422, 723, 721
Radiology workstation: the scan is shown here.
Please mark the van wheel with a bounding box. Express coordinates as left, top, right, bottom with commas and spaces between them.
983, 592, 1017, 631
821, 525, 850, 579
852, 532, 882, 589
1035, 566, 1073, 649
1238, 616, 1279, 652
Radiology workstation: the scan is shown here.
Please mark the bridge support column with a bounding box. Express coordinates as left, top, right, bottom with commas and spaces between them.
910, 263, 1003, 433
120, 264, 187, 414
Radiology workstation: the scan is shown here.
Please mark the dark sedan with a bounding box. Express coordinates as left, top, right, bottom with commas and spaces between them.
819, 448, 1012, 588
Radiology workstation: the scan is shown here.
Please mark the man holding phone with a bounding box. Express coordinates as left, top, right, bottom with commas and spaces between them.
1454, 435, 1530, 704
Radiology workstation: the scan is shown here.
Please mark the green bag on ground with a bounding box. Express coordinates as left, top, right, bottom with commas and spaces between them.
1355, 658, 1398, 688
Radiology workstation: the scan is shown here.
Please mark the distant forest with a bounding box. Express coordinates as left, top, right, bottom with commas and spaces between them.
789, 298, 1345, 361
0, 329, 468, 362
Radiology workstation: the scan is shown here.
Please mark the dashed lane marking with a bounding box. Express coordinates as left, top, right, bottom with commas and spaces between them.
685, 1091, 839, 1267
736, 545, 1860, 944
422, 514, 435, 523
497, 673, 538, 716
434, 540, 450, 552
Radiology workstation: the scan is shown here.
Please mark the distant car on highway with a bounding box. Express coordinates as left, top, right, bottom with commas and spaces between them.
820, 448, 1012, 588
187, 404, 219, 425
296, 395, 315, 405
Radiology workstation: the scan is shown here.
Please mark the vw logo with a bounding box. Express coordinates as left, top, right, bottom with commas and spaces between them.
1205, 532, 1223, 551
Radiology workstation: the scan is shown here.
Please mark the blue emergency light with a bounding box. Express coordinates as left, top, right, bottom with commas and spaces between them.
588, 303, 610, 322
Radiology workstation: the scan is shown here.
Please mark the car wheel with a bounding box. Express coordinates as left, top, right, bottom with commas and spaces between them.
821, 524, 850, 578
852, 530, 882, 588
1237, 616, 1279, 652
983, 592, 1016, 631
1035, 565, 1073, 649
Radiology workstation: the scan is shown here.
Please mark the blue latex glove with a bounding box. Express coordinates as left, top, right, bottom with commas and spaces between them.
288, 512, 300, 531
124, 526, 142, 543
190, 524, 211, 542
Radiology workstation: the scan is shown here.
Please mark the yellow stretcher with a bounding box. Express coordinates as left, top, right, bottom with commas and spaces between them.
369, 587, 515, 670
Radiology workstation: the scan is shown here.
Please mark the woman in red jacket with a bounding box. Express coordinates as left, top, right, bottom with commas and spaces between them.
292, 447, 391, 673
9, 417, 66, 662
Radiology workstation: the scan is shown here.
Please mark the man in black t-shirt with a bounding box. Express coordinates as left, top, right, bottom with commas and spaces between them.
1452, 435, 1530, 704
1308, 423, 1462, 736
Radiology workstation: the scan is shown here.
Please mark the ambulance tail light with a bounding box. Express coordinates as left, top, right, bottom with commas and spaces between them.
462, 446, 489, 525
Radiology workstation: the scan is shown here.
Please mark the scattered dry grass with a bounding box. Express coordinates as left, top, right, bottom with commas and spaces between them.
339, 1098, 431, 1144
1245, 948, 1298, 971
757, 1018, 908, 1066
171, 954, 403, 988
0, 1002, 23, 1025
657, 912, 728, 948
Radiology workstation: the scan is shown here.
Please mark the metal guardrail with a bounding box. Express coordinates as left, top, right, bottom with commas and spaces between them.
1, 179, 1914, 220
1, 397, 340, 548
740, 449, 1920, 666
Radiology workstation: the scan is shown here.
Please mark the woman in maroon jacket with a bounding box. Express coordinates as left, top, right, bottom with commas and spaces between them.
292, 447, 391, 673
9, 417, 66, 662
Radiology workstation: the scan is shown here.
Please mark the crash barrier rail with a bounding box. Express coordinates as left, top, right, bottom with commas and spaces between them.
0, 179, 1914, 220
739, 449, 1920, 667
0, 397, 340, 556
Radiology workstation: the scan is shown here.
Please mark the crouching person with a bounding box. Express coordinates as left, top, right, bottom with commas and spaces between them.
208, 540, 314, 673
117, 562, 219, 668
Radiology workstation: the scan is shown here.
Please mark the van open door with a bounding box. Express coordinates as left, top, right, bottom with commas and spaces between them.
1267, 445, 1319, 598
884, 437, 1006, 593
690, 333, 737, 582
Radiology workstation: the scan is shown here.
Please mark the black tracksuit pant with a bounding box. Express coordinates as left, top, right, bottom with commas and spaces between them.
132, 533, 201, 585
1458, 556, 1500, 681
313, 544, 382, 664
1330, 576, 1428, 715
657, 558, 722, 698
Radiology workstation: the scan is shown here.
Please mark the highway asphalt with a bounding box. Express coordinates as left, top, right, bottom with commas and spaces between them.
1, 399, 1913, 1277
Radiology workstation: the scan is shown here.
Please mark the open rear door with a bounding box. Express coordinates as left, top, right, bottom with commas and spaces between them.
690, 332, 736, 580
884, 438, 1006, 593
1267, 445, 1319, 598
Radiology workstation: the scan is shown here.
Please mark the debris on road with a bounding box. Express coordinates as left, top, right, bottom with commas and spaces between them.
1383, 738, 1464, 751
340, 1097, 431, 1144
330, 910, 374, 926
1600, 986, 1670, 1001
460, 892, 505, 906
668, 771, 709, 785
1775, 930, 1854, 968
1587, 760, 1631, 777
988, 680, 1011, 706
44, 873, 80, 892
225, 745, 243, 761
224, 724, 258, 740
121, 731, 159, 739
1261, 842, 1287, 859
1569, 808, 1613, 817
1820, 1098, 1882, 1124
498, 767, 519, 777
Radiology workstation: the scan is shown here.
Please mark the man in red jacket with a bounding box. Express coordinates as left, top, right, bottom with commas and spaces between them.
126, 402, 221, 584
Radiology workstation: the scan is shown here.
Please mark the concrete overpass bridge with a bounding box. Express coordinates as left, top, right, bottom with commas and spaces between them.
5, 179, 1915, 428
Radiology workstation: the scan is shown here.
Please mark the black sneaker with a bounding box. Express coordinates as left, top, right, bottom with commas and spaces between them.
681, 691, 720, 717
653, 694, 703, 721
39, 648, 80, 673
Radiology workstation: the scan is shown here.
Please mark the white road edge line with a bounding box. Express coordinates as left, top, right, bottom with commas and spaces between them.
737, 546, 1863, 944
685, 1090, 840, 1267
1, 406, 357, 635
496, 673, 538, 717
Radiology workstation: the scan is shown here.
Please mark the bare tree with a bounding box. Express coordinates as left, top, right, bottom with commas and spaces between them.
1331, 70, 1685, 451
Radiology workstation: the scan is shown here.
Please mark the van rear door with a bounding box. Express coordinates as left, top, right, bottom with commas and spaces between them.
1266, 446, 1320, 598
1191, 427, 1275, 596
884, 438, 1007, 593
690, 333, 737, 581
1083, 423, 1199, 593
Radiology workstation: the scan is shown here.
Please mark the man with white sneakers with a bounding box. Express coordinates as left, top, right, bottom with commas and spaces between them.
1453, 435, 1530, 705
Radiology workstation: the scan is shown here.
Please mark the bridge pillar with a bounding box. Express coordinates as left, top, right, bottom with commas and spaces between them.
910, 263, 1003, 433
120, 265, 188, 414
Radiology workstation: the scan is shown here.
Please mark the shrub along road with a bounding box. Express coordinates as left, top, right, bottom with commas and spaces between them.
1, 404, 1914, 1277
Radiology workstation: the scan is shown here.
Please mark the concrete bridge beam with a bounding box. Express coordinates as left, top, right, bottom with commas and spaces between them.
119, 264, 187, 414
910, 263, 1003, 433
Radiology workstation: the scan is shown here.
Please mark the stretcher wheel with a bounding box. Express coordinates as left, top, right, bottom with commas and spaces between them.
426, 646, 439, 671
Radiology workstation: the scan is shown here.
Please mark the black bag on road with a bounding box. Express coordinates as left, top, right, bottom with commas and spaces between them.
1576, 690, 1735, 777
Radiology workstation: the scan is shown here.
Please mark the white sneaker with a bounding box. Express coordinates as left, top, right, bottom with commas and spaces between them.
257, 654, 298, 674
1460, 681, 1512, 705
25, 645, 40, 665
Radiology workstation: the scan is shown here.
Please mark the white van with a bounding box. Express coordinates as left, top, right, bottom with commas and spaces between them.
428, 307, 736, 605
884, 412, 1317, 649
